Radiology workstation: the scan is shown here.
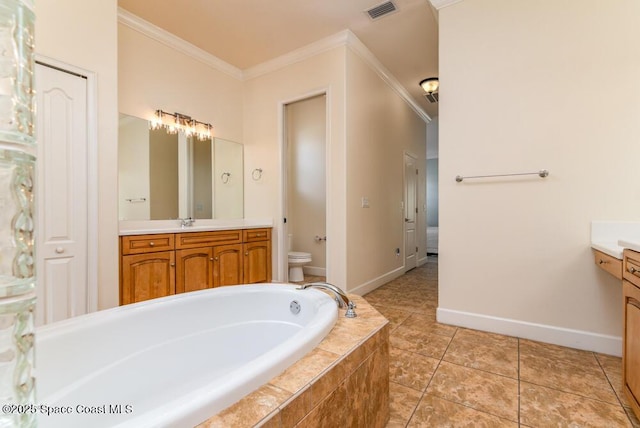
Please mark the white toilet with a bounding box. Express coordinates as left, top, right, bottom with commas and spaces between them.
288, 234, 312, 282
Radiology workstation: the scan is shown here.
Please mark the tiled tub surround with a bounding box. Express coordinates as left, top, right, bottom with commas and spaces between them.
365, 258, 640, 427
198, 295, 390, 427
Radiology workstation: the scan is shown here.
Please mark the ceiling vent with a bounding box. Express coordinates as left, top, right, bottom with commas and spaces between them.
365, 1, 398, 20
424, 92, 439, 103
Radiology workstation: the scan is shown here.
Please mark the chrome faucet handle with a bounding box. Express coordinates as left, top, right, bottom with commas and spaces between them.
296, 282, 357, 318
345, 301, 357, 318
179, 217, 195, 227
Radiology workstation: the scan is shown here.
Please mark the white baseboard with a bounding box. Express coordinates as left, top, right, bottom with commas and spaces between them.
417, 256, 428, 266
437, 308, 622, 357
303, 266, 326, 277
349, 266, 406, 296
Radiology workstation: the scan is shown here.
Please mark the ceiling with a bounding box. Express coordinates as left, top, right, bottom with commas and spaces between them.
118, 0, 439, 119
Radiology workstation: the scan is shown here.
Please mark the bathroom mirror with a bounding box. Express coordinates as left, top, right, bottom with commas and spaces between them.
118, 113, 244, 220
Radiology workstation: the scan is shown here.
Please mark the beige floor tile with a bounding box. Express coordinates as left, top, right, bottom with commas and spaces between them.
371, 305, 413, 332
443, 336, 518, 378
388, 381, 423, 427
390, 323, 452, 359
520, 352, 619, 404
453, 327, 517, 346
520, 381, 631, 427
596, 353, 623, 378
520, 339, 599, 368
389, 347, 439, 391
368, 262, 634, 428
426, 361, 518, 422
624, 406, 640, 428
408, 393, 518, 427
400, 313, 457, 338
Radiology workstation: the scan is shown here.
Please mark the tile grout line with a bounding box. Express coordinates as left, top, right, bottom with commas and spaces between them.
403, 322, 457, 427
594, 352, 635, 425
517, 338, 521, 428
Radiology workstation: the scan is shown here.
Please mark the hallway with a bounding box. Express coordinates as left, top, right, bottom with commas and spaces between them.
363, 257, 639, 427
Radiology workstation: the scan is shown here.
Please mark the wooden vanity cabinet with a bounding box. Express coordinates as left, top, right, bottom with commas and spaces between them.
593, 249, 623, 280
175, 247, 214, 293
175, 229, 243, 292
120, 228, 272, 305
213, 244, 244, 287
120, 234, 176, 304
243, 229, 272, 283
622, 249, 640, 418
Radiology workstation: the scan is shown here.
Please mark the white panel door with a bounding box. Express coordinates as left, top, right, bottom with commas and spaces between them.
404, 153, 417, 272
35, 63, 88, 326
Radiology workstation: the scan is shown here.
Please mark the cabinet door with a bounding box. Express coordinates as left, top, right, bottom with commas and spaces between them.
623, 280, 640, 418
243, 241, 272, 284
213, 244, 243, 287
121, 251, 175, 304
176, 247, 214, 293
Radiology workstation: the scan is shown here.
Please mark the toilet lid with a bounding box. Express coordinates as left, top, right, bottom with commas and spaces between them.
289, 251, 311, 259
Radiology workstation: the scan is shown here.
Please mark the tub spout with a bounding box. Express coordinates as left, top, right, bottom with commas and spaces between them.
297, 282, 357, 318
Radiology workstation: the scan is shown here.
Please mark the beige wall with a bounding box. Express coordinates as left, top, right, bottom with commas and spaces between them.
438, 0, 640, 353
118, 24, 243, 143
243, 47, 348, 287
345, 48, 427, 291
36, 0, 119, 309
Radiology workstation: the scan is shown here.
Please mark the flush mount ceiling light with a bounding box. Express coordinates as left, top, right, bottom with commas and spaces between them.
420, 77, 439, 103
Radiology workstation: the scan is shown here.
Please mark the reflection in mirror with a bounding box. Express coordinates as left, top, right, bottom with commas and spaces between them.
118, 114, 244, 221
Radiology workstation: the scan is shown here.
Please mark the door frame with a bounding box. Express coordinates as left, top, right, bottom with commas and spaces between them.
278, 88, 330, 282
403, 151, 419, 272
35, 55, 99, 313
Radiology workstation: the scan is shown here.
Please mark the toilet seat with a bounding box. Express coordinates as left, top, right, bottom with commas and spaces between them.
288, 251, 312, 261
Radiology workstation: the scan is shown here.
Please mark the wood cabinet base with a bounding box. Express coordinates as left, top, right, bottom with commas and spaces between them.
120, 228, 271, 305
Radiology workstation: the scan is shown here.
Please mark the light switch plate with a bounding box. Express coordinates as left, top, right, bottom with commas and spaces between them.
361, 197, 370, 208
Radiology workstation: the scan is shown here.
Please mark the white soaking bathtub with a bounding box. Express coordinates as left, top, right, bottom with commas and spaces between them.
35, 284, 338, 428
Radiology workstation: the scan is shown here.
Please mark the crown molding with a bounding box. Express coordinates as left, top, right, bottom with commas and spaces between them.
117, 9, 430, 123
429, 0, 463, 10
117, 7, 243, 80
344, 31, 431, 123
242, 30, 351, 80
244, 30, 430, 123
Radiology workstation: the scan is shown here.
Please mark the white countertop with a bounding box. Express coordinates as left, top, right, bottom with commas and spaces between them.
119, 218, 273, 236
591, 221, 640, 259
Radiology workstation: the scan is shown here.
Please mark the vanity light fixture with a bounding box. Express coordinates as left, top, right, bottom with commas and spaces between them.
149, 109, 213, 141
419, 77, 439, 103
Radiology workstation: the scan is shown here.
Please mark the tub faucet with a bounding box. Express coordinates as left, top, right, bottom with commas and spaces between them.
179, 217, 195, 228
297, 282, 357, 318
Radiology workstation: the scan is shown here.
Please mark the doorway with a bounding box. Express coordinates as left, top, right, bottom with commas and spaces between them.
282, 94, 327, 282
404, 152, 418, 272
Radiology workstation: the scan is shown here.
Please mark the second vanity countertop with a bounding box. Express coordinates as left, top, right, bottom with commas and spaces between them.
591, 221, 640, 259
119, 218, 273, 236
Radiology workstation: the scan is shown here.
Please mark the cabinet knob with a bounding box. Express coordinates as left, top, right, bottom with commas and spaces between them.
245, 252, 249, 256
170, 262, 175, 267
214, 257, 218, 261
55, 247, 65, 254
599, 259, 608, 265
149, 242, 155, 247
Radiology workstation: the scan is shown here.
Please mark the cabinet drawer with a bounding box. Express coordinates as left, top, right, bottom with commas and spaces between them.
594, 250, 622, 280
624, 249, 640, 288
243, 228, 271, 242
176, 230, 242, 249
121, 234, 175, 255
